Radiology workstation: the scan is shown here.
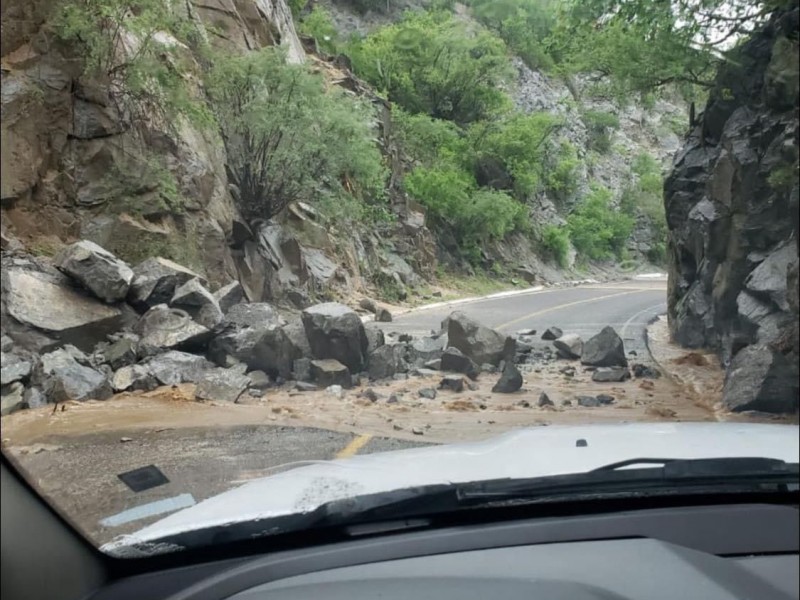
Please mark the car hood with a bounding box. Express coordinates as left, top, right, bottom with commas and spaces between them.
103, 422, 799, 553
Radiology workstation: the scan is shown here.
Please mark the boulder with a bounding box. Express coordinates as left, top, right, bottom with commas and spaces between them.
213, 281, 244, 314
224, 302, 284, 328
553, 334, 583, 359
632, 364, 661, 379
127, 257, 206, 312
247, 370, 271, 391
111, 365, 158, 392
143, 351, 215, 386
538, 392, 554, 407
302, 303, 368, 372
310, 359, 352, 389
293, 358, 312, 382
722, 345, 799, 414
283, 319, 312, 358
0, 353, 32, 386
23, 387, 47, 409
367, 344, 408, 380
134, 305, 211, 356
440, 347, 480, 380
359, 298, 378, 313
364, 324, 385, 354
541, 326, 563, 341
194, 369, 251, 403
581, 327, 628, 367
170, 278, 223, 329
492, 362, 523, 393
209, 321, 298, 379
375, 308, 393, 323
439, 375, 466, 392
577, 395, 600, 408
36, 348, 112, 401
1, 382, 25, 416
445, 311, 512, 366
53, 240, 134, 303
102, 338, 137, 370
591, 367, 631, 383
745, 240, 797, 311
406, 336, 446, 366
418, 388, 437, 400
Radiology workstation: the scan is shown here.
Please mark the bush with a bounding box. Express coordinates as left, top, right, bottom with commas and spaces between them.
392, 108, 467, 168
541, 225, 570, 267
567, 185, 634, 260
544, 140, 581, 200
206, 48, 387, 222
347, 10, 513, 124
582, 110, 620, 154
298, 6, 340, 55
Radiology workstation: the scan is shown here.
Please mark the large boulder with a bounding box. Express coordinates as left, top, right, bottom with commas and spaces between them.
744, 240, 797, 311
101, 338, 138, 370
302, 303, 368, 372
722, 345, 798, 414
406, 336, 446, 366
134, 305, 211, 356
492, 362, 523, 393
194, 368, 251, 403
53, 240, 134, 303
142, 351, 215, 386
111, 364, 158, 393
127, 257, 206, 312
0, 352, 33, 386
35, 348, 112, 401
1, 382, 26, 416
440, 346, 480, 380
170, 278, 223, 329
553, 334, 583, 359
445, 311, 513, 366
364, 324, 385, 354
581, 327, 628, 367
310, 359, 352, 388
224, 302, 284, 329
367, 344, 407, 380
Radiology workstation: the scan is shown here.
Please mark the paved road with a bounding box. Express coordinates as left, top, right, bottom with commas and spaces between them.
6, 278, 669, 545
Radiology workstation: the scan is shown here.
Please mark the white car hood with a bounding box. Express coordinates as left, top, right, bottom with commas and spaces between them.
105, 422, 799, 552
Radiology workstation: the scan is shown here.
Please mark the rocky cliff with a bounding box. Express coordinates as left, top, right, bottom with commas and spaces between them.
664, 4, 799, 414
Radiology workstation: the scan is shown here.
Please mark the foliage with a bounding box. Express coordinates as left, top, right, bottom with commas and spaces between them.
298, 6, 340, 55
567, 185, 634, 260
582, 109, 619, 153
206, 48, 387, 222
541, 225, 570, 267
768, 161, 799, 192
544, 140, 581, 200
348, 10, 513, 124
288, 0, 307, 16
392, 108, 468, 168
620, 152, 667, 264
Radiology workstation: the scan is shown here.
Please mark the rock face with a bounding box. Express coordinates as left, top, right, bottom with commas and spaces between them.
581, 327, 627, 367
722, 345, 799, 414
664, 6, 799, 414
127, 257, 206, 313
53, 241, 134, 303
302, 303, 368, 372
445, 311, 513, 366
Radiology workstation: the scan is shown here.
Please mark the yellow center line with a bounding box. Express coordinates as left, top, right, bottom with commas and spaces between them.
496, 290, 650, 332
335, 433, 373, 459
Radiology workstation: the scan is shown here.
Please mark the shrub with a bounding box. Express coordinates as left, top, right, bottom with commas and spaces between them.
298, 6, 340, 55
582, 110, 620, 154
392, 108, 467, 168
567, 185, 634, 260
541, 225, 570, 267
544, 140, 581, 200
206, 48, 387, 222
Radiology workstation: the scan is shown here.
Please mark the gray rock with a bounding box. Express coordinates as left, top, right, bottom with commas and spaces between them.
538, 392, 553, 407
111, 365, 158, 392
722, 345, 799, 414
364, 324, 385, 354
302, 303, 368, 372
481, 363, 498, 374
745, 240, 797, 311
284, 319, 312, 359
310, 359, 352, 389
375, 308, 393, 322
194, 369, 251, 403
23, 386, 47, 409
134, 305, 211, 355
1, 336, 13, 352
424, 359, 442, 370
541, 326, 563, 341
407, 336, 445, 365
127, 257, 206, 312
0, 353, 32, 386
367, 344, 407, 380
491, 362, 523, 393
326, 384, 345, 399
359, 388, 381, 402
591, 367, 631, 382
440, 347, 480, 380
581, 327, 628, 367
418, 388, 437, 400
102, 338, 137, 370
445, 311, 512, 366
596, 394, 615, 405
293, 358, 312, 382
359, 298, 378, 313
247, 370, 271, 390
170, 278, 223, 329
577, 395, 600, 407
632, 364, 661, 378
143, 351, 214, 386
213, 281, 244, 314
295, 381, 318, 392
1, 382, 26, 416
53, 240, 134, 303
224, 302, 284, 328
439, 375, 466, 392
36, 348, 112, 401
553, 334, 583, 359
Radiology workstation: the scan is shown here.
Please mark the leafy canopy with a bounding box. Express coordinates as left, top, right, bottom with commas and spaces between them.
567, 185, 634, 260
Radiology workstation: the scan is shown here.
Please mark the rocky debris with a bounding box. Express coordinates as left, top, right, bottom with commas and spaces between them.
559, 365, 576, 377
293, 358, 312, 382
134, 305, 211, 356
194, 369, 251, 403
576, 395, 600, 408
481, 363, 498, 374
359, 298, 378, 313
111, 365, 157, 392
553, 334, 583, 359
407, 336, 445, 366
492, 362, 523, 393
375, 308, 393, 322
581, 327, 628, 367
310, 359, 352, 389
102, 338, 137, 370
213, 281, 244, 314
247, 370, 271, 391
367, 344, 407, 380
467, 381, 480, 391
359, 388, 381, 402
445, 311, 513, 366
418, 387, 437, 400
538, 392, 554, 407
596, 394, 615, 405
35, 348, 112, 401
170, 278, 223, 329
53, 241, 134, 304
631, 364, 661, 379
227, 303, 284, 328
295, 381, 318, 392
142, 351, 214, 386
411, 427, 424, 436
127, 257, 205, 312
0, 353, 33, 386
364, 324, 385, 354
541, 326, 563, 341
302, 303, 368, 372
591, 367, 631, 382
722, 345, 799, 414
1, 382, 26, 416
440, 347, 480, 380
439, 375, 466, 393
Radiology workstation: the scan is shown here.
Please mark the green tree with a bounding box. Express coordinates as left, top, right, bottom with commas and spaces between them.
298, 6, 340, 55
567, 185, 634, 260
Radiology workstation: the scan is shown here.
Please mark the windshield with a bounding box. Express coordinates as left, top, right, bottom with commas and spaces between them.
1, 0, 798, 558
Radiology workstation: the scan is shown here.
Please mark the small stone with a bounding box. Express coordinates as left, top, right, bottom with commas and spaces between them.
577, 395, 600, 407
326, 385, 345, 399
393, 423, 403, 430
398, 333, 413, 343
538, 392, 553, 407
387, 393, 400, 404
295, 381, 318, 392
424, 359, 442, 370
247, 370, 271, 390
359, 388, 381, 402
120, 437, 134, 443
418, 387, 437, 400
375, 308, 393, 322
439, 375, 465, 392
542, 327, 563, 341
591, 367, 631, 383
632, 363, 661, 379
518, 399, 531, 408
562, 399, 572, 407
596, 394, 615, 405
411, 427, 424, 436
491, 362, 523, 393
467, 382, 480, 391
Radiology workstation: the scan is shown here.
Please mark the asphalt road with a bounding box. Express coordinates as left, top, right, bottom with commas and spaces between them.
5, 277, 669, 546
